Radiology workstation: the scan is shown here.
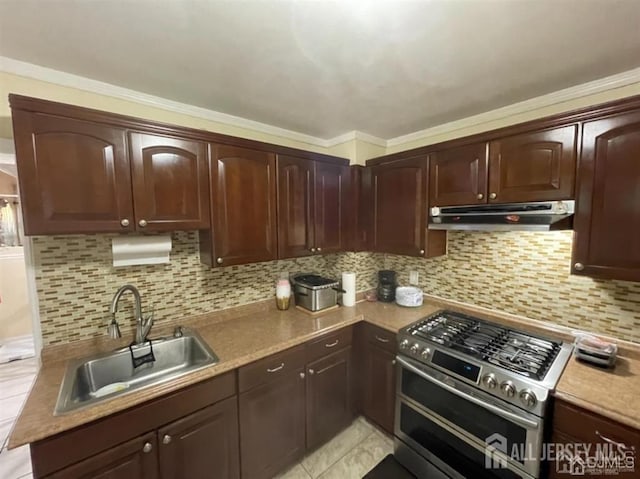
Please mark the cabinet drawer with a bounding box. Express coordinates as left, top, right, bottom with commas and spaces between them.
362, 323, 396, 353
238, 344, 306, 393
554, 399, 640, 449
306, 327, 353, 364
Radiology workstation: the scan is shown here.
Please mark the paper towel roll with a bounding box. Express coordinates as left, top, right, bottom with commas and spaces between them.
341, 272, 356, 307
112, 235, 172, 267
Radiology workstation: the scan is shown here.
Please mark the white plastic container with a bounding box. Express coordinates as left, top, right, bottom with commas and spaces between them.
395, 286, 423, 307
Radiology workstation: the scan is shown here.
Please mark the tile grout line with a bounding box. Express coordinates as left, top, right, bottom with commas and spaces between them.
314, 427, 380, 479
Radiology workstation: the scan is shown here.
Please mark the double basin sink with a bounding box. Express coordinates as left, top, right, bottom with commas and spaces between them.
55, 329, 219, 415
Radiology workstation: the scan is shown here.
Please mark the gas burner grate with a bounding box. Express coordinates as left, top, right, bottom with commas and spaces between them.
406, 310, 561, 380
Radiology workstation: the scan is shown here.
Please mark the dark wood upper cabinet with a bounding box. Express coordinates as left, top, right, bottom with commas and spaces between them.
314, 162, 350, 254
12, 111, 134, 235
371, 156, 446, 257
276, 155, 350, 258
349, 165, 372, 251
202, 144, 277, 267
488, 125, 577, 203
277, 155, 315, 259
129, 132, 210, 231
572, 110, 640, 281
306, 346, 354, 450
157, 397, 240, 479
46, 433, 159, 479
429, 142, 488, 207
239, 366, 306, 479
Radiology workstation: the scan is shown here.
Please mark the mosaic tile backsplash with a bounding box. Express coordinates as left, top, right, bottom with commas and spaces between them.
33, 230, 640, 346
33, 232, 379, 346
383, 231, 640, 344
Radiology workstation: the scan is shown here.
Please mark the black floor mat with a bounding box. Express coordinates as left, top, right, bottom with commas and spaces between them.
364, 454, 416, 479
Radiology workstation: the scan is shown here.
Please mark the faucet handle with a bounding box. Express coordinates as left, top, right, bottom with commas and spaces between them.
144, 306, 155, 323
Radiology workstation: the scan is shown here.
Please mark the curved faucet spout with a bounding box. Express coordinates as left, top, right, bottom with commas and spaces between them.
110, 285, 153, 345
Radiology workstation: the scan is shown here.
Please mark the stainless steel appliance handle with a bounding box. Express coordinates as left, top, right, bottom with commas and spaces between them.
397, 357, 539, 430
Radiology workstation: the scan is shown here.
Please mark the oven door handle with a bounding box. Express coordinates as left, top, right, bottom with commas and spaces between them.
397, 356, 539, 430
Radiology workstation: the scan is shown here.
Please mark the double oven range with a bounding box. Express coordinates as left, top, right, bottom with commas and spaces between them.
394, 310, 573, 479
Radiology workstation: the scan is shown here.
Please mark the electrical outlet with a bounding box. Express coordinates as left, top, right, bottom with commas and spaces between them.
409, 270, 419, 285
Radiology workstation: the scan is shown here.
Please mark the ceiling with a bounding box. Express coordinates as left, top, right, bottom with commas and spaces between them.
1, 0, 640, 140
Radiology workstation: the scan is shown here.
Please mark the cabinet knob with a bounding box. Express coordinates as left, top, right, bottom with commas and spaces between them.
476, 193, 484, 200
392, 359, 396, 366
216, 257, 223, 265
162, 434, 172, 445
574, 262, 585, 271
317, 247, 322, 252
299, 372, 305, 379
138, 219, 148, 227
310, 247, 316, 253
419, 249, 425, 255
142, 442, 153, 453
120, 218, 130, 227
489, 192, 497, 200
308, 368, 315, 375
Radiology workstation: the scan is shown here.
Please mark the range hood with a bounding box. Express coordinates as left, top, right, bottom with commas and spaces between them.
428, 200, 574, 232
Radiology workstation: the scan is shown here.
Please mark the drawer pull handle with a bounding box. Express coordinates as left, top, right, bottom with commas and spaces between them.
596, 430, 629, 450
267, 363, 285, 373
325, 340, 340, 348
375, 335, 390, 343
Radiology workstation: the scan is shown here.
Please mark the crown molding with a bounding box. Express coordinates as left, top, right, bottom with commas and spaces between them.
324, 130, 387, 147
0, 56, 332, 148
2, 56, 640, 154
386, 67, 640, 148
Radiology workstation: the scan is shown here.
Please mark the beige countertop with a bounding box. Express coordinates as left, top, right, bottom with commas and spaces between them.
9, 296, 640, 449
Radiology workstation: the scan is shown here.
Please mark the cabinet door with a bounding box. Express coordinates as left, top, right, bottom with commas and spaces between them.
239, 369, 306, 479
362, 344, 397, 435
349, 166, 372, 251
129, 132, 209, 231
46, 433, 158, 479
487, 125, 577, 203
372, 157, 446, 257
306, 347, 354, 450
208, 144, 277, 266
573, 111, 640, 281
276, 155, 315, 258
157, 397, 239, 479
429, 142, 488, 206
12, 111, 134, 235
314, 162, 350, 254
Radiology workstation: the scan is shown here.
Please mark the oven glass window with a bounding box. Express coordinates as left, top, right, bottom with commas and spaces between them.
401, 368, 528, 460
400, 403, 522, 479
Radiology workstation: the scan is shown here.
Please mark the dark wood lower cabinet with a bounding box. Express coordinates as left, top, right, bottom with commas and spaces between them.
157, 397, 240, 479
239, 367, 306, 479
359, 324, 397, 435
306, 347, 354, 450
362, 345, 396, 434
46, 433, 159, 479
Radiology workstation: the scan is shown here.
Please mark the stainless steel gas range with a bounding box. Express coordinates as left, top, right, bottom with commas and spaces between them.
393, 310, 573, 479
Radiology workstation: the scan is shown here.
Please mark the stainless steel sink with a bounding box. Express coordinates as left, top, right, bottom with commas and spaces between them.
54, 329, 218, 415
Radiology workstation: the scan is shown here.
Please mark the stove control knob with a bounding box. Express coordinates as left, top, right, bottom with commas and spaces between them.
420, 348, 431, 360
500, 381, 516, 398
399, 339, 410, 350
481, 373, 497, 389
519, 389, 537, 408
410, 343, 421, 355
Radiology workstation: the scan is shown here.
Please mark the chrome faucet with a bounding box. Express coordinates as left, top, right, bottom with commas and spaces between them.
109, 284, 154, 345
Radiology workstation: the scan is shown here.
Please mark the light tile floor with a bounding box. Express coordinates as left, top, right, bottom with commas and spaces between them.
0, 357, 38, 479
276, 417, 394, 479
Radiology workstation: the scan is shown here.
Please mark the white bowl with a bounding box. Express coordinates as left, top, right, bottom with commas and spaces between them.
395, 286, 423, 307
